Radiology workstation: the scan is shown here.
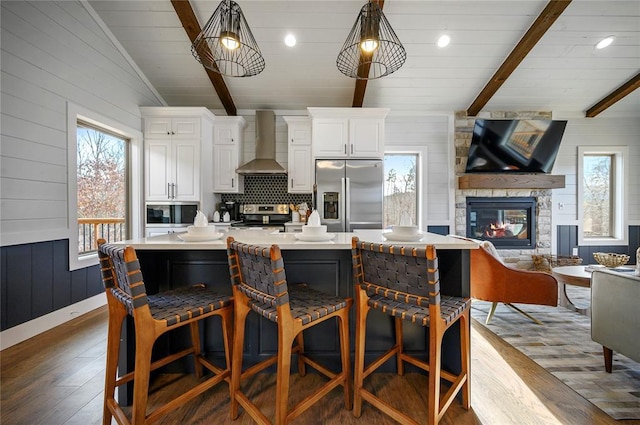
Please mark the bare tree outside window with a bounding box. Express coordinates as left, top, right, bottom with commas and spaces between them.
582, 154, 612, 238
384, 154, 417, 227
77, 124, 128, 254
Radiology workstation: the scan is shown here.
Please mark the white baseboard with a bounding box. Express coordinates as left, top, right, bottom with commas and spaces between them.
0, 294, 107, 351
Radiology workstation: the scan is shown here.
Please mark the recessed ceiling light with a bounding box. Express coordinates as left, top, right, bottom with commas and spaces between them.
437, 35, 451, 48
284, 34, 297, 47
595, 36, 615, 49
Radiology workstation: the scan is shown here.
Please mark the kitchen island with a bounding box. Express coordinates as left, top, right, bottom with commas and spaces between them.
116, 230, 477, 403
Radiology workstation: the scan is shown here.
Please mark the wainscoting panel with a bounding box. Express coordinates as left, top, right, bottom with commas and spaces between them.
557, 225, 639, 264
0, 240, 101, 330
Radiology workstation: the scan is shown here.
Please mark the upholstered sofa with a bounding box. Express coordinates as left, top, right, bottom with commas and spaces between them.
591, 269, 640, 372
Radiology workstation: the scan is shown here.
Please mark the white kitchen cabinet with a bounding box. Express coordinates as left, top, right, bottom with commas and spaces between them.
145, 138, 200, 201
284, 116, 312, 193
144, 117, 200, 139
307, 108, 389, 159
141, 107, 215, 205
212, 116, 246, 193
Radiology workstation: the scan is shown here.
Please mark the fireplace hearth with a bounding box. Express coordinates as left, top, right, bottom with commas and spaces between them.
466, 197, 536, 249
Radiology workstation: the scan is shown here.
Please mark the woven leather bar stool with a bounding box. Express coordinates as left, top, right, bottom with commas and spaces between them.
351, 237, 471, 425
226, 236, 352, 424
97, 239, 233, 425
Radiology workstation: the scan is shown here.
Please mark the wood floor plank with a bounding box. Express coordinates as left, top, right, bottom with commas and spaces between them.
2, 307, 637, 425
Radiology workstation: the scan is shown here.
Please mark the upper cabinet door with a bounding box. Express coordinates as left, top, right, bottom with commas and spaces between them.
145, 139, 172, 200
172, 140, 200, 200
214, 124, 239, 145
144, 117, 200, 139
171, 118, 200, 139
308, 108, 388, 160
212, 116, 246, 193
312, 118, 349, 158
349, 118, 384, 158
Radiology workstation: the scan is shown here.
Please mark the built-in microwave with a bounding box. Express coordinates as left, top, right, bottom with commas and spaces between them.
146, 203, 199, 226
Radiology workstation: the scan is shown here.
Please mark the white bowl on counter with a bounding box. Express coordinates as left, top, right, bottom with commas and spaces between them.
391, 225, 419, 236
302, 225, 327, 236
187, 225, 216, 235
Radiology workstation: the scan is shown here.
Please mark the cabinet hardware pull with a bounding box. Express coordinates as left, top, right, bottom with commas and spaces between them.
344, 144, 347, 154
168, 183, 171, 199
231, 178, 234, 188
351, 144, 353, 154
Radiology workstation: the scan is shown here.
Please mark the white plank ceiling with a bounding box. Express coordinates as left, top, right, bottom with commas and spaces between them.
88, 0, 640, 117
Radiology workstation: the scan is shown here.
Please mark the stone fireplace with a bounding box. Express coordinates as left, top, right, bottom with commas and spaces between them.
455, 111, 554, 265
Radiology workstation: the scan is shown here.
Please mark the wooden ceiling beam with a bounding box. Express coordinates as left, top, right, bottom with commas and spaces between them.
352, 0, 384, 107
585, 72, 640, 117
466, 0, 572, 117
171, 0, 237, 116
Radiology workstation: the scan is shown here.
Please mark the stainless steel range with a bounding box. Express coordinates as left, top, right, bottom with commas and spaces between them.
231, 204, 290, 232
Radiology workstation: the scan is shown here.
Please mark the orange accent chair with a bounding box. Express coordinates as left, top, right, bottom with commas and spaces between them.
459, 237, 558, 324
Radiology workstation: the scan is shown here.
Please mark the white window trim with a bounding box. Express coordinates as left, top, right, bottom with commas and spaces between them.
384, 150, 425, 230
577, 145, 628, 246
67, 102, 143, 271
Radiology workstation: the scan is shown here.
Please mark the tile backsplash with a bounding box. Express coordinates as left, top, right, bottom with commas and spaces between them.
220, 175, 312, 206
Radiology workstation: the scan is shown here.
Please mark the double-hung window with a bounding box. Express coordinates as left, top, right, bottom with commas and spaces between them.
577, 146, 628, 246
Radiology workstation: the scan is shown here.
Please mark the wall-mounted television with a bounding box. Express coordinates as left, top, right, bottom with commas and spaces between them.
465, 119, 567, 173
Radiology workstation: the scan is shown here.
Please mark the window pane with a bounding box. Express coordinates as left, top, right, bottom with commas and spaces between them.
77, 124, 128, 254
582, 155, 612, 238
384, 154, 417, 227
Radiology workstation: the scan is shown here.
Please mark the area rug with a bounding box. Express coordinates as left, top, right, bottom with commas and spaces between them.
471, 287, 640, 420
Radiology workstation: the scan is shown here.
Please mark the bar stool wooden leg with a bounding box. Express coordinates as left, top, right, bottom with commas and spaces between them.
131, 330, 155, 425
231, 291, 251, 420
296, 332, 306, 376
338, 310, 352, 410
428, 329, 443, 425
395, 318, 404, 376
353, 287, 370, 418
190, 322, 203, 378
103, 304, 127, 425
460, 311, 471, 409
275, 326, 294, 425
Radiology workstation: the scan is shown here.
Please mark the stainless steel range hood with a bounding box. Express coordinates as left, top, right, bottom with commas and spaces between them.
236, 110, 287, 175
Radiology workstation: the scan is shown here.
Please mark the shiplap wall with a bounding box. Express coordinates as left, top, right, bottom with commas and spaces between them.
0, 1, 162, 342
385, 115, 451, 226
1, 0, 162, 246
552, 115, 640, 227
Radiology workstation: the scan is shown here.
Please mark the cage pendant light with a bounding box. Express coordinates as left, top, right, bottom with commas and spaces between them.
337, 1, 406, 79
191, 0, 265, 77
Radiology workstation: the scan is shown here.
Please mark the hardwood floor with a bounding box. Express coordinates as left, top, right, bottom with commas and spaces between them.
1, 307, 636, 425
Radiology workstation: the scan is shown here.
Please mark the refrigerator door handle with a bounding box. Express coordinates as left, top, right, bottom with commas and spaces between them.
345, 177, 350, 231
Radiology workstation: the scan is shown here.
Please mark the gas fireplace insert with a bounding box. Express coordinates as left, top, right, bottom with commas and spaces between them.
466, 197, 536, 249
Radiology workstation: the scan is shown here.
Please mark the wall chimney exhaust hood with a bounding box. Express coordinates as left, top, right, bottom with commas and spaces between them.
236, 110, 287, 175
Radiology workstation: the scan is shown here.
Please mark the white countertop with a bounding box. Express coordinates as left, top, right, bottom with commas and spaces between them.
120, 229, 479, 251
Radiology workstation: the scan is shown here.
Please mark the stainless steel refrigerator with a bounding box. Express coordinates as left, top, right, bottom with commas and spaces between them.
315, 159, 383, 232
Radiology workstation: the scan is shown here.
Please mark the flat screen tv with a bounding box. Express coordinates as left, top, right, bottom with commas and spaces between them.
465, 119, 567, 173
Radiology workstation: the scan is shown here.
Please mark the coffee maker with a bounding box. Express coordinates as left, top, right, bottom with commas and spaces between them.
218, 201, 240, 221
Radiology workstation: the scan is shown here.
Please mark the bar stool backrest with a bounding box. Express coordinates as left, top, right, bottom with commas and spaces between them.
352, 238, 441, 310
98, 242, 149, 314
227, 238, 290, 308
